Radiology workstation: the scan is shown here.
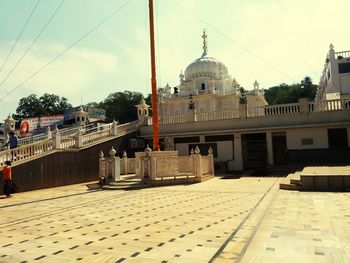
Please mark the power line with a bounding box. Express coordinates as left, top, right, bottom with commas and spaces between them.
251, 0, 319, 80
0, 0, 132, 102
175, 0, 297, 83
0, 0, 41, 76
276, 0, 323, 66
0, 0, 64, 90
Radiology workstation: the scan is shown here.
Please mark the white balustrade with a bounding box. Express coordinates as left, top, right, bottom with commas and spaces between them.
335, 50, 350, 58
61, 138, 76, 149
311, 99, 350, 112
18, 133, 49, 146
264, 103, 300, 116
0, 139, 52, 166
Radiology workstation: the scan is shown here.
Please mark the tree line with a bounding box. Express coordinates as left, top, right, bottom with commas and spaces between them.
15, 76, 317, 123
15, 91, 151, 124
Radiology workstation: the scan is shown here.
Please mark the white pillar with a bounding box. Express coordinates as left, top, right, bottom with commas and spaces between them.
122, 151, 128, 174
99, 151, 105, 180
112, 120, 118, 136
194, 146, 202, 177
208, 147, 215, 175
75, 130, 83, 148
52, 127, 61, 149
266, 131, 274, 165
239, 104, 247, 119
46, 126, 52, 139
299, 98, 309, 114
233, 133, 243, 170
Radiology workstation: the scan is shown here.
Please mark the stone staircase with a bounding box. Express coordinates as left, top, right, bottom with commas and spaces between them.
279, 172, 302, 191
102, 175, 151, 190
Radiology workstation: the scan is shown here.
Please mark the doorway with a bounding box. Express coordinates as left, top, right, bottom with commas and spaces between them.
272, 132, 288, 165
242, 133, 267, 169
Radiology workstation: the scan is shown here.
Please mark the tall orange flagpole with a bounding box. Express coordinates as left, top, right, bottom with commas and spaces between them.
148, 0, 160, 151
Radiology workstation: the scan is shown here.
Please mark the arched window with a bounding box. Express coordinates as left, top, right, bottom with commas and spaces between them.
201, 83, 205, 90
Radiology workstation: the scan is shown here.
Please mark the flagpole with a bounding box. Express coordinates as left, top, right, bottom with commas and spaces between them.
148, 0, 160, 151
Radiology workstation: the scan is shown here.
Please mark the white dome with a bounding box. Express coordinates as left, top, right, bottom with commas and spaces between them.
184, 56, 228, 81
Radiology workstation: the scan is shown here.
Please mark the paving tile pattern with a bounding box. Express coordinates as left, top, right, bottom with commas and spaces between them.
0, 178, 278, 263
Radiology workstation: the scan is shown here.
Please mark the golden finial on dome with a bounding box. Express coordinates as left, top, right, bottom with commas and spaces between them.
201, 29, 208, 57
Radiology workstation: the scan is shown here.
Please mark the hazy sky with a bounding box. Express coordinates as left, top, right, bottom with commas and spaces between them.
0, 0, 349, 120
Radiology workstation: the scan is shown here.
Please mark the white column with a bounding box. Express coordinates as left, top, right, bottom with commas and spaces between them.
299, 98, 309, 114
112, 120, 118, 136
233, 133, 243, 170
52, 128, 61, 149
239, 104, 247, 119
122, 151, 128, 175
208, 147, 215, 175
266, 131, 274, 165
75, 130, 83, 148
46, 126, 52, 139
99, 151, 105, 180
194, 146, 202, 177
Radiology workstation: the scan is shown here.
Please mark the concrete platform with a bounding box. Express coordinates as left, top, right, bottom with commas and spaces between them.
1, 171, 350, 262
280, 166, 350, 192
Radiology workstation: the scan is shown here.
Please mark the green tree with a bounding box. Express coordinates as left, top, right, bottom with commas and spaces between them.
16, 93, 72, 118
99, 91, 144, 123
264, 77, 318, 105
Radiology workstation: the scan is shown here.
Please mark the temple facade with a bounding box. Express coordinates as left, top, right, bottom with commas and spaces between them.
137, 39, 350, 171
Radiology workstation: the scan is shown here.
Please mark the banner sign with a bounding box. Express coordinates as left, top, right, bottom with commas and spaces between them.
20, 115, 64, 137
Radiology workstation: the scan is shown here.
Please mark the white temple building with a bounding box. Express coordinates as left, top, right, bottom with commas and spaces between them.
158, 30, 267, 117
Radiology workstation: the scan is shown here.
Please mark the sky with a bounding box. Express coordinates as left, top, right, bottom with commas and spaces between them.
0, 0, 349, 120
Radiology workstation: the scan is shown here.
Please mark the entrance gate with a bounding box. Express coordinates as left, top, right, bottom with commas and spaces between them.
242, 133, 267, 169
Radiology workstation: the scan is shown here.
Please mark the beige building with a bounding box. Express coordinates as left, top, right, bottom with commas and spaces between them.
138, 41, 350, 171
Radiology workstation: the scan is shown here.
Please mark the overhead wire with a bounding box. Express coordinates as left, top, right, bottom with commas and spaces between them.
174, 0, 298, 83
251, 0, 319, 80
0, 0, 64, 90
0, 0, 133, 102
276, 0, 323, 66
0, 0, 41, 76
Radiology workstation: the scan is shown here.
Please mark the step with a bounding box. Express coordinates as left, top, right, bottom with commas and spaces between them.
290, 179, 301, 185
102, 183, 151, 190
109, 180, 142, 186
279, 183, 301, 191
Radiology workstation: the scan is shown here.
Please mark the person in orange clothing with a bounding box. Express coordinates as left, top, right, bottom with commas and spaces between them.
2, 161, 12, 197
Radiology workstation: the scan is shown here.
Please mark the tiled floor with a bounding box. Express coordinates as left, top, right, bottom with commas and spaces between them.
1, 175, 349, 263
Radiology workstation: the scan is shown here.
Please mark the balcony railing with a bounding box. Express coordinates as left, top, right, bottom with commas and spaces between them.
335, 50, 350, 58
152, 98, 350, 125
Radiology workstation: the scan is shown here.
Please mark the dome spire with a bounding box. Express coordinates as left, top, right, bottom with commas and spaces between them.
201, 29, 208, 57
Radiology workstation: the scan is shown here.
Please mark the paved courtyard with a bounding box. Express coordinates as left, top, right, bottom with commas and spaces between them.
0, 176, 349, 263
